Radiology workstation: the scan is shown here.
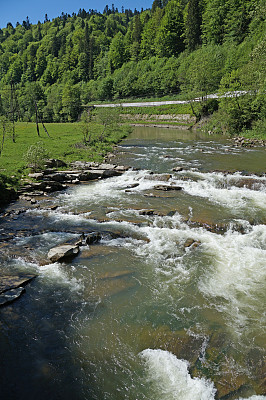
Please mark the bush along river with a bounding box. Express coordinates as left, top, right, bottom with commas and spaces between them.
0, 127, 265, 400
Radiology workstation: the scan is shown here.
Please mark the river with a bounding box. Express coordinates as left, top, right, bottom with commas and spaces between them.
0, 127, 265, 400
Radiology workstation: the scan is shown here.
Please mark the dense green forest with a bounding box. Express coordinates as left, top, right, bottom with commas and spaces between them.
0, 0, 265, 135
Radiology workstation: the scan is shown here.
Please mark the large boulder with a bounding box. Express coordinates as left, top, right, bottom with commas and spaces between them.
48, 244, 80, 263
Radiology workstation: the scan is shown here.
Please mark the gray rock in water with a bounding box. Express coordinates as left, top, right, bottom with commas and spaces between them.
85, 232, 102, 245
139, 209, 155, 216
98, 163, 117, 170
184, 238, 201, 248
154, 185, 182, 191
48, 244, 80, 263
145, 174, 172, 181
102, 169, 122, 178
0, 287, 25, 306
0, 274, 36, 306
115, 165, 130, 172
0, 274, 36, 294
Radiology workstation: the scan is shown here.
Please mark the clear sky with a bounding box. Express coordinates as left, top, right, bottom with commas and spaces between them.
0, 0, 152, 29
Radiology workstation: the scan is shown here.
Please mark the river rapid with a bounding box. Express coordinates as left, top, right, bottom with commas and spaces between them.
0, 127, 265, 400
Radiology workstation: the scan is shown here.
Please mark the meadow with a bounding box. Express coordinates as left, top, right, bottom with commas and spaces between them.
0, 121, 130, 186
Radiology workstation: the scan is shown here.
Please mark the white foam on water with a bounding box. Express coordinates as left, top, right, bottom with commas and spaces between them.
11, 257, 83, 292
108, 212, 266, 337
200, 225, 266, 301
37, 263, 83, 291
140, 349, 216, 400
173, 171, 266, 211
59, 170, 156, 205
29, 208, 92, 224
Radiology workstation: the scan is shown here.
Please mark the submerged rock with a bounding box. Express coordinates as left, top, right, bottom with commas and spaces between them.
139, 326, 203, 366
99, 270, 133, 280
48, 244, 80, 262
0, 274, 36, 306
184, 238, 201, 248
0, 287, 25, 306
232, 178, 266, 191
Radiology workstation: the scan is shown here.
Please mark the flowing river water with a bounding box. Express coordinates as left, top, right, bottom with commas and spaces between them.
0, 127, 265, 400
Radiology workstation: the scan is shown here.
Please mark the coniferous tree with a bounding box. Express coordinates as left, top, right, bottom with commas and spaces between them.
185, 0, 202, 51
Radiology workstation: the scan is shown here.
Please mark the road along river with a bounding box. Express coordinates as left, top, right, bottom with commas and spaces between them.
0, 127, 265, 400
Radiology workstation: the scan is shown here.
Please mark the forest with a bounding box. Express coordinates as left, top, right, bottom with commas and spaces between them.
0, 0, 265, 136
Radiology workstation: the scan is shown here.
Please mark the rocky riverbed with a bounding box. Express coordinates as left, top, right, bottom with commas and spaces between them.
0, 127, 265, 400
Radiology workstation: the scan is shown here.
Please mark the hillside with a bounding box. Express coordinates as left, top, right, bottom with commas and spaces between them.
0, 0, 265, 135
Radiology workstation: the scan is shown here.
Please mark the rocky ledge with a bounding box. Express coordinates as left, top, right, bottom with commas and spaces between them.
0, 274, 36, 306
19, 160, 130, 197
47, 232, 102, 263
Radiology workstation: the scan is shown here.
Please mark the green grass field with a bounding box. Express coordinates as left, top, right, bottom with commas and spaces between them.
0, 122, 130, 185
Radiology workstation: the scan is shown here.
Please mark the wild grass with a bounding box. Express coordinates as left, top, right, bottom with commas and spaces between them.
0, 121, 130, 183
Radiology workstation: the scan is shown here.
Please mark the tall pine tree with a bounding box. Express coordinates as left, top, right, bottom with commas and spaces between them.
185, 0, 202, 51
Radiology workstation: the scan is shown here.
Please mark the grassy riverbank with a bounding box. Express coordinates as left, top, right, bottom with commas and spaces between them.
0, 121, 130, 195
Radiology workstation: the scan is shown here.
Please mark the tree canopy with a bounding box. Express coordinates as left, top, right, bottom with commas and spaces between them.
0, 0, 264, 133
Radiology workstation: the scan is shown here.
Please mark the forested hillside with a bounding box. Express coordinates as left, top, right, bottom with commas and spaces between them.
0, 0, 265, 134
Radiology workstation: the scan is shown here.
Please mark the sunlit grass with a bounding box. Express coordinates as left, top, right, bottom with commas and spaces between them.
0, 122, 130, 182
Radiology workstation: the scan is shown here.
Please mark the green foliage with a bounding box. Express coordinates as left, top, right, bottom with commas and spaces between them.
0, 0, 264, 137
199, 98, 219, 116
80, 109, 92, 144
62, 84, 81, 121
155, 0, 185, 57
178, 44, 226, 97
24, 141, 49, 171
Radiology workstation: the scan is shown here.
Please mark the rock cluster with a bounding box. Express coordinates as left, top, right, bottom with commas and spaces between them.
232, 136, 266, 147
47, 232, 102, 263
20, 160, 130, 197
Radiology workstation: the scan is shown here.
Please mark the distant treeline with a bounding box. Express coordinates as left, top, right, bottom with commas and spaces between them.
0, 0, 265, 134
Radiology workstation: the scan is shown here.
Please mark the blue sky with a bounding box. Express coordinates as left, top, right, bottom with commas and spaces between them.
0, 0, 152, 29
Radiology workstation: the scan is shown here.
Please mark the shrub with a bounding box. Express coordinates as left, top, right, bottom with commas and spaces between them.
24, 141, 49, 171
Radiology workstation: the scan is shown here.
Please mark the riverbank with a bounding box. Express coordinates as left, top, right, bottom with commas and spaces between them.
0, 121, 131, 207
1, 118, 265, 208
